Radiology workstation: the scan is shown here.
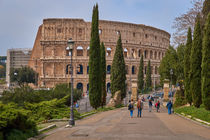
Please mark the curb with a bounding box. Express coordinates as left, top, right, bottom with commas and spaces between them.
174, 112, 210, 129
38, 124, 56, 133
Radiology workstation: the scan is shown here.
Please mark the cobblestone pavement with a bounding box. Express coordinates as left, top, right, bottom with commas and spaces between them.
43, 104, 210, 140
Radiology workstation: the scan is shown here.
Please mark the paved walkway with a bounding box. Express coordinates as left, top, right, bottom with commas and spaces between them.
43, 105, 210, 140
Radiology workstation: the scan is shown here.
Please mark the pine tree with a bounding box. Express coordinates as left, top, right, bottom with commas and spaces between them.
190, 14, 202, 108
89, 4, 101, 109
110, 35, 126, 99
145, 60, 152, 90
201, 13, 210, 110
100, 42, 106, 107
184, 28, 193, 105
137, 55, 144, 94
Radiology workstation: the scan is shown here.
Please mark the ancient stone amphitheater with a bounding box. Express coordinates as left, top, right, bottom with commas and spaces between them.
29, 18, 170, 95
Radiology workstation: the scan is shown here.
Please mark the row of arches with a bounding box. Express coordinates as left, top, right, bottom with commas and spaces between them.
66, 46, 165, 60
76, 82, 111, 93
66, 64, 158, 75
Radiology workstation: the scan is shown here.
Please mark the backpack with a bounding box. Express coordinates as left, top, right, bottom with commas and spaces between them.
137, 101, 141, 108
128, 103, 133, 110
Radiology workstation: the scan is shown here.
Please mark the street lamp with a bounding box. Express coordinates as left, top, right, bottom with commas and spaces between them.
66, 38, 75, 126
170, 69, 173, 100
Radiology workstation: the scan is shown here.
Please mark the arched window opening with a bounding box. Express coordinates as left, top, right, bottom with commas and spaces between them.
77, 64, 83, 74
107, 47, 111, 56
99, 29, 102, 34
87, 66, 89, 74
77, 83, 83, 92
87, 46, 90, 56
66, 64, 72, 74
131, 49, 136, 58
107, 65, 111, 74
159, 52, 161, 59
144, 50, 148, 59
107, 83, 111, 93
154, 51, 157, 59
66, 47, 72, 56
124, 48, 128, 58
132, 66, 136, 75
125, 65, 128, 74
138, 50, 141, 57
77, 46, 83, 56
150, 51, 153, 59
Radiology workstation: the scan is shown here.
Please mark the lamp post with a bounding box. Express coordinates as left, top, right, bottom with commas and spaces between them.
170, 69, 173, 101
66, 38, 75, 126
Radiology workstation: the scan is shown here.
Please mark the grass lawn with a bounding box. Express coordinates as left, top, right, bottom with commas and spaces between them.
174, 105, 210, 123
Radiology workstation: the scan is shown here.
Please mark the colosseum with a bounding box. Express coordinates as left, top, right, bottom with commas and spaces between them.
29, 18, 170, 95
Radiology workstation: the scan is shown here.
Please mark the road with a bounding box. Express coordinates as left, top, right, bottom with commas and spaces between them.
43, 104, 210, 140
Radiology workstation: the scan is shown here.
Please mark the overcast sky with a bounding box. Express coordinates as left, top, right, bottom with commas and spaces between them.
0, 0, 192, 56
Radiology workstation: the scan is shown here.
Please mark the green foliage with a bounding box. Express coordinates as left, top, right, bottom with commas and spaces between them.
110, 35, 126, 99
184, 28, 193, 105
202, 13, 210, 110
100, 42, 106, 107
159, 46, 178, 86
174, 85, 187, 108
175, 105, 210, 123
0, 103, 37, 140
145, 60, 152, 90
176, 44, 185, 81
137, 55, 144, 94
10, 66, 38, 86
202, 0, 210, 24
0, 84, 82, 107
190, 15, 202, 108
89, 4, 101, 109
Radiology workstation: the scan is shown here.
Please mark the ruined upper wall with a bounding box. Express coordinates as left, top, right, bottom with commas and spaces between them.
41, 18, 170, 49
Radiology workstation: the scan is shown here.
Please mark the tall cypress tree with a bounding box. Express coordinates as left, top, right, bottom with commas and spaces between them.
201, 13, 210, 110
110, 35, 126, 99
145, 60, 152, 90
89, 4, 101, 109
184, 28, 193, 105
137, 55, 144, 94
190, 14, 202, 108
202, 0, 210, 24
100, 42, 106, 107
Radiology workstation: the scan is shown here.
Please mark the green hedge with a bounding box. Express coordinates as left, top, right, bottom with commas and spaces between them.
175, 105, 210, 122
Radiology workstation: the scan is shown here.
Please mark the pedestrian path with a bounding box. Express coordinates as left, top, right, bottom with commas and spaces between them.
43, 104, 210, 140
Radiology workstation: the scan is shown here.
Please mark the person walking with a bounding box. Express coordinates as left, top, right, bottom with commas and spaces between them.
155, 100, 160, 112
137, 98, 143, 117
166, 100, 173, 114
128, 99, 134, 118
148, 98, 153, 112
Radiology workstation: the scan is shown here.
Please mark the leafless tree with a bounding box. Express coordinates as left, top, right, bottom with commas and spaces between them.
172, 0, 203, 46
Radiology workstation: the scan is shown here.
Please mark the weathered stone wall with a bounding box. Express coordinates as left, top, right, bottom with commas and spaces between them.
29, 18, 170, 94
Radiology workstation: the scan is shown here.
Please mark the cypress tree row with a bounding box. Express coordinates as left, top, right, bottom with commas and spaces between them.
110, 35, 126, 99
100, 42, 106, 107
190, 14, 202, 108
137, 55, 144, 94
145, 60, 152, 90
89, 4, 101, 109
202, 0, 210, 23
201, 13, 210, 110
184, 28, 193, 105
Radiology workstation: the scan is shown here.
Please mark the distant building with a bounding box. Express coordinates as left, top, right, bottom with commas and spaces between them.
6, 48, 32, 87
0, 56, 7, 64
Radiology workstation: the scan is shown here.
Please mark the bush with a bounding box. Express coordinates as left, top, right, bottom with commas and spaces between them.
174, 90, 187, 108
0, 103, 37, 140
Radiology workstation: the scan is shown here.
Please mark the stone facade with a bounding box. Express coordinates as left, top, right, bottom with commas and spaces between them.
29, 18, 170, 95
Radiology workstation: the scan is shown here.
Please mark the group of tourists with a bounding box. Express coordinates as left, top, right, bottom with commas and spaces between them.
128, 95, 173, 118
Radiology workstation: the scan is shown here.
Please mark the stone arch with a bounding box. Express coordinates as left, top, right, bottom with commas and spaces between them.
66, 47, 72, 56
77, 82, 83, 92
107, 65, 111, 74
124, 48, 128, 58
77, 46, 83, 56
138, 50, 141, 57
66, 64, 72, 74
87, 46, 90, 56
107, 47, 111, 57
144, 50, 148, 59
131, 49, 136, 58
132, 66, 136, 74
107, 82, 111, 93
77, 64, 83, 74
154, 51, 157, 59
150, 50, 153, 59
